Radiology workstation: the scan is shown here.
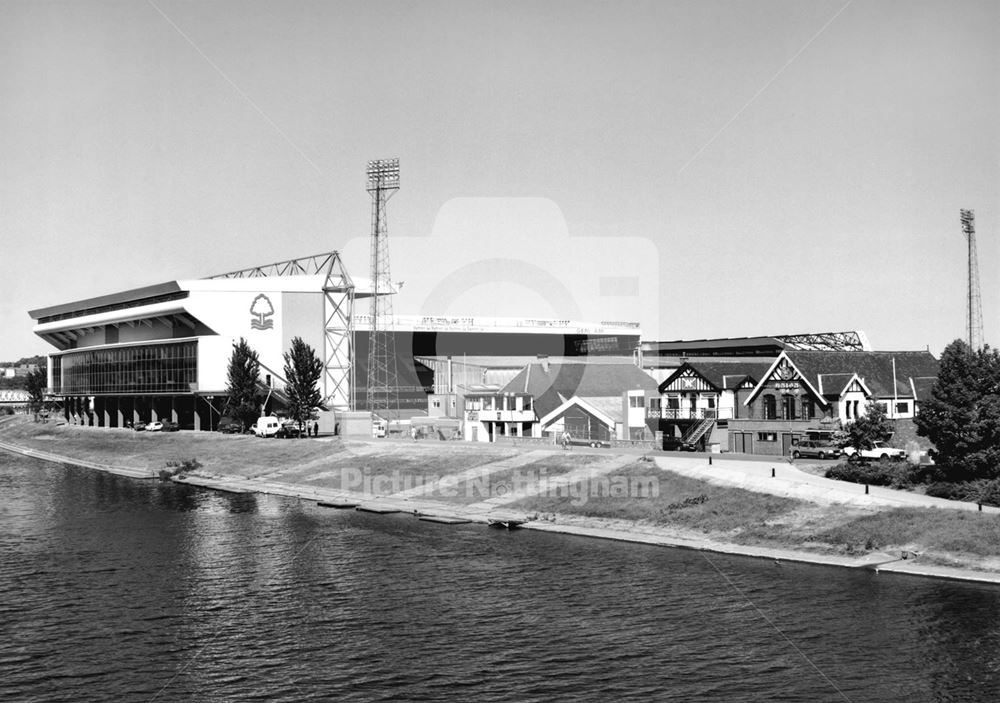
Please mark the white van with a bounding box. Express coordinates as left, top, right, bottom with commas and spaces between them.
252, 416, 282, 438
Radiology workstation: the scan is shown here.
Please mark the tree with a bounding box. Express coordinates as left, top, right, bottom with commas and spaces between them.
283, 337, 323, 436
25, 366, 46, 421
224, 338, 262, 431
843, 401, 894, 454
915, 339, 1000, 481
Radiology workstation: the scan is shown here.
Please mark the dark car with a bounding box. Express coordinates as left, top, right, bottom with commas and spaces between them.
217, 417, 242, 434
277, 422, 302, 439
132, 422, 147, 432
160, 421, 180, 432
663, 438, 697, 452
791, 440, 841, 460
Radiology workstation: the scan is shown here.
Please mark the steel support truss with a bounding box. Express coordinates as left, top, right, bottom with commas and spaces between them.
323, 253, 355, 410
207, 251, 356, 410
775, 331, 871, 352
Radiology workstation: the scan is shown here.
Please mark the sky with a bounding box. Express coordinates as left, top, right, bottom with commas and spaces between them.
1, 0, 997, 361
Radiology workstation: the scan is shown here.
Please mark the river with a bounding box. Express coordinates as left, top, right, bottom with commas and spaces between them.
2, 452, 999, 702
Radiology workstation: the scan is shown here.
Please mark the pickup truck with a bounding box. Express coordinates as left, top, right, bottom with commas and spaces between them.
841, 441, 907, 462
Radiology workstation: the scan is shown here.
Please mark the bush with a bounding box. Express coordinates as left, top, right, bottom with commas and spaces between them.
825, 459, 917, 489
924, 479, 1000, 507
159, 457, 202, 481
924, 482, 966, 501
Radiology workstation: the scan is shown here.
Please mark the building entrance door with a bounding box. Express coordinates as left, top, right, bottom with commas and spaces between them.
781, 433, 794, 456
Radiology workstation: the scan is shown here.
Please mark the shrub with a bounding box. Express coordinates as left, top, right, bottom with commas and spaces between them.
925, 482, 966, 501
159, 457, 202, 481
825, 459, 916, 488
924, 479, 1000, 507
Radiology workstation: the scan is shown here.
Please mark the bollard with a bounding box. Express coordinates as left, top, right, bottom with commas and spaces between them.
709, 456, 713, 466
979, 503, 983, 512
771, 467, 775, 478
865, 484, 869, 495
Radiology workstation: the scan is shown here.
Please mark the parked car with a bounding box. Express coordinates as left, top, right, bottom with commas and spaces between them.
252, 416, 282, 438
160, 421, 180, 432
842, 441, 907, 462
132, 421, 147, 432
277, 421, 302, 438
791, 440, 841, 460
146, 421, 163, 432
663, 438, 697, 452
217, 417, 242, 434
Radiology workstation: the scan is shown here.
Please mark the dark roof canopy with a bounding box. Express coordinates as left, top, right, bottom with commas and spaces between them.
29, 282, 183, 321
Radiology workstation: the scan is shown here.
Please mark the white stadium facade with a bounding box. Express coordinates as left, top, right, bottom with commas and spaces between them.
29, 252, 641, 430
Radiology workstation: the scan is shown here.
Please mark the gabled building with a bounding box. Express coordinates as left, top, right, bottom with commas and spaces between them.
653, 361, 773, 451
728, 350, 939, 456
463, 361, 660, 443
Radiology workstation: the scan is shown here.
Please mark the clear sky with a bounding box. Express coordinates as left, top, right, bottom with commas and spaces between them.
1, 0, 997, 361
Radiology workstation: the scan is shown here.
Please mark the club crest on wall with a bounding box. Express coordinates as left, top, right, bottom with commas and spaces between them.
250, 294, 274, 330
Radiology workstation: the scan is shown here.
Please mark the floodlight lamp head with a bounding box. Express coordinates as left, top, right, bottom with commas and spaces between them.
961, 209, 975, 235
366, 158, 400, 191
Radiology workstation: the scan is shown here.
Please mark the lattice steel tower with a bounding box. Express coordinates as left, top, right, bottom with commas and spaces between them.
366, 159, 401, 422
961, 209, 984, 350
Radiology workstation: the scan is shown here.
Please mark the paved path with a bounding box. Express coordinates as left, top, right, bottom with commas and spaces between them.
654, 455, 1000, 513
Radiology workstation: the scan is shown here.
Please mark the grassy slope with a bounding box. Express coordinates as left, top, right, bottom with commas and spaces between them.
5, 418, 1000, 567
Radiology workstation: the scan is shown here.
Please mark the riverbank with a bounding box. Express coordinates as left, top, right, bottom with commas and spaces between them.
3, 416, 999, 585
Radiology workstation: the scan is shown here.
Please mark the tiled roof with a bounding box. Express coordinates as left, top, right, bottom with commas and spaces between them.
786, 351, 938, 398
817, 373, 855, 396
657, 361, 773, 393
502, 362, 658, 419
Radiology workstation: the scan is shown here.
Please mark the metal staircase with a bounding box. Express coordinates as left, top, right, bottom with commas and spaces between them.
682, 418, 715, 447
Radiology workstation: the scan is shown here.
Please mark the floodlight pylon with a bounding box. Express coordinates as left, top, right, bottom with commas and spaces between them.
366, 159, 401, 423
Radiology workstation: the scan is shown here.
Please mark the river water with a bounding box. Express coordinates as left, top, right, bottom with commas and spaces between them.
2, 452, 1000, 702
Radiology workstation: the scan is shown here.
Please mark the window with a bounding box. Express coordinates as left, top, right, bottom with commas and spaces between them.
801, 398, 814, 421
763, 394, 777, 420
54, 341, 198, 395
649, 397, 661, 410
432, 399, 441, 409
895, 401, 910, 414
629, 395, 644, 408
782, 394, 796, 420
757, 432, 777, 442
667, 396, 680, 410
707, 396, 716, 409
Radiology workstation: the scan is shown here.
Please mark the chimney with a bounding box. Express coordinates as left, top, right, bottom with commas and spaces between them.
537, 354, 549, 373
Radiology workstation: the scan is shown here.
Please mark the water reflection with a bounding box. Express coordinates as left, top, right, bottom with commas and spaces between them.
4, 454, 1000, 702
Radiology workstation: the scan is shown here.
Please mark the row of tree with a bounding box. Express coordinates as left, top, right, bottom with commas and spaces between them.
224, 336, 323, 435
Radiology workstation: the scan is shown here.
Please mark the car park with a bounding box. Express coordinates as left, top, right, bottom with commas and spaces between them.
791, 440, 841, 460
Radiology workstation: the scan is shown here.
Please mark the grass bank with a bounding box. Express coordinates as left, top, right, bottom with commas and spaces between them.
5, 417, 1000, 574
